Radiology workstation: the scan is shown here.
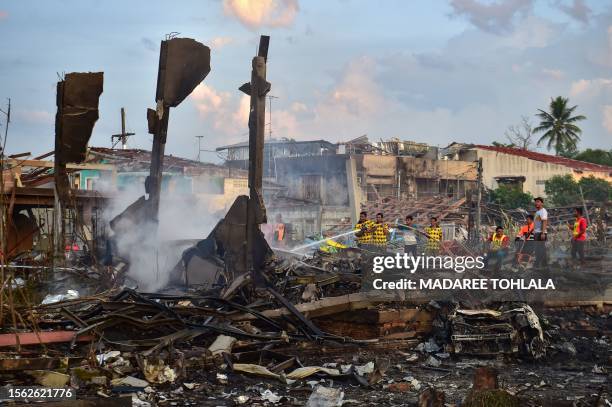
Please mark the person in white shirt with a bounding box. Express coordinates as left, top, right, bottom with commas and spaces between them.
533, 197, 548, 268
400, 215, 418, 257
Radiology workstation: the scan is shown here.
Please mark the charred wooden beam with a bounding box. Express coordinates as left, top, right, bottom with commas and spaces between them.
147, 37, 210, 224
240, 35, 271, 287
53, 72, 103, 256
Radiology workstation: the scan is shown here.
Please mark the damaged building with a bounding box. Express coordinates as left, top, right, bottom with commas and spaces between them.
444, 143, 612, 197
218, 136, 478, 241
0, 26, 610, 407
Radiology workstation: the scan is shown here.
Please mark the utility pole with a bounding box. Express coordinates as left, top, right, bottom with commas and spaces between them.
267, 95, 278, 140
0, 98, 11, 264
112, 107, 135, 149
0, 98, 10, 152
475, 157, 483, 242
195, 135, 204, 161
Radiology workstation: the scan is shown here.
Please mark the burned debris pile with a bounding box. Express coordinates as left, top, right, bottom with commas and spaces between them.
1, 238, 610, 405
0, 33, 610, 407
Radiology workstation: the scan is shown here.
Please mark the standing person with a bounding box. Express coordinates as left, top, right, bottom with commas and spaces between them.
515, 214, 535, 263
372, 212, 390, 248
273, 213, 286, 247
569, 207, 587, 265
399, 215, 418, 257
533, 197, 548, 268
354, 211, 374, 246
488, 226, 510, 271
425, 216, 443, 255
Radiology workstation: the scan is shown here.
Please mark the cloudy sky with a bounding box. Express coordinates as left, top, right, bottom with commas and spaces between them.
0, 0, 610, 162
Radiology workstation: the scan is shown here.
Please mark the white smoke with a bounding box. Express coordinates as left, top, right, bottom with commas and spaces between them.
98, 175, 222, 292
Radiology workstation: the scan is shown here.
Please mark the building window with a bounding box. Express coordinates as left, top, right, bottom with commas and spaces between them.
535, 180, 546, 185
302, 175, 321, 201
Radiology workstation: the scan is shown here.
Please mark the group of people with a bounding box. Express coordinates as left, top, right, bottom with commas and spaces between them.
486, 197, 588, 271
353, 196, 588, 271
354, 211, 443, 254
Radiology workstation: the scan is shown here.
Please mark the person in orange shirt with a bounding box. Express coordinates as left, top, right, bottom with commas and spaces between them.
569, 207, 587, 265
516, 215, 535, 241
273, 213, 286, 247
514, 215, 535, 264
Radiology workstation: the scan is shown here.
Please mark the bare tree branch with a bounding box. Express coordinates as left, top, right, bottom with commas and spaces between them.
504, 115, 534, 150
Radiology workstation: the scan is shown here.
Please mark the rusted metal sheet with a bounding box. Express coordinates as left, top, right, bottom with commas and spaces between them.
55, 72, 104, 165
6, 211, 38, 257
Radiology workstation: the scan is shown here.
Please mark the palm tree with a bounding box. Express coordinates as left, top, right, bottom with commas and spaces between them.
534, 97, 586, 155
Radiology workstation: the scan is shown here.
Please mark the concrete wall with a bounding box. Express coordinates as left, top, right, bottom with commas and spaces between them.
265, 201, 321, 241
274, 155, 350, 206
472, 148, 612, 197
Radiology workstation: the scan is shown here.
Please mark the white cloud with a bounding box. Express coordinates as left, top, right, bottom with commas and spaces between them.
320, 56, 385, 117
189, 9, 612, 153
603, 105, 612, 134
569, 78, 612, 98
190, 84, 243, 137
209, 37, 233, 50
223, 0, 299, 30
541, 68, 564, 80
290, 102, 307, 113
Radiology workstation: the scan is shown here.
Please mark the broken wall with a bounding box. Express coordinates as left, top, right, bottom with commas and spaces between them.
274, 155, 350, 206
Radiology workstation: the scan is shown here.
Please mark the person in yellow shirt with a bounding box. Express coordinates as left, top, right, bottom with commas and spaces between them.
371, 212, 390, 247
424, 216, 443, 254
354, 211, 375, 246
488, 226, 509, 271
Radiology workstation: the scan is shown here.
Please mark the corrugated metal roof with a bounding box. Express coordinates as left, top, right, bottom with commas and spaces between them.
88, 147, 223, 171
474, 145, 612, 173
216, 138, 336, 151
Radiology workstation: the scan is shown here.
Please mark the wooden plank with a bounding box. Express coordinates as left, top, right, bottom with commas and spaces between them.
229, 292, 429, 321
0, 331, 94, 347
275, 338, 419, 356
24, 398, 131, 407
7, 159, 114, 171
543, 300, 610, 309
0, 357, 83, 371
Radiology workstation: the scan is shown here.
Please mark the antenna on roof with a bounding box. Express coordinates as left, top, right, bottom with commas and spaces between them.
267, 95, 279, 140
111, 107, 135, 149
195, 135, 204, 162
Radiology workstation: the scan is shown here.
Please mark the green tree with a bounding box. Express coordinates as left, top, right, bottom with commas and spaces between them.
557, 142, 578, 158
573, 149, 612, 166
544, 175, 580, 206
544, 175, 612, 206
534, 97, 586, 155
578, 176, 611, 202
489, 185, 533, 209
492, 141, 515, 148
